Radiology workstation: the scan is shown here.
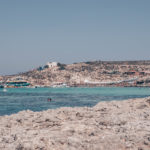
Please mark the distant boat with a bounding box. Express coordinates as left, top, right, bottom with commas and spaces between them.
3, 88, 7, 92
52, 83, 70, 88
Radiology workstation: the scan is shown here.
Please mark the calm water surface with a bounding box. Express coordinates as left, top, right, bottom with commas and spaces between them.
0, 87, 150, 116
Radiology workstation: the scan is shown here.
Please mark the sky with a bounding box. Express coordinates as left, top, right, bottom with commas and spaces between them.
0, 0, 150, 75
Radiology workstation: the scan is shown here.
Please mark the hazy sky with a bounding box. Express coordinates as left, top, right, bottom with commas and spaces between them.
0, 0, 150, 75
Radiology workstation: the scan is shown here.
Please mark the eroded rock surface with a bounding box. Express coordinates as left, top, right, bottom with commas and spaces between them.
0, 97, 150, 150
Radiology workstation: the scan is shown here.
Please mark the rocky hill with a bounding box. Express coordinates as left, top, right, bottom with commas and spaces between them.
2, 60, 150, 87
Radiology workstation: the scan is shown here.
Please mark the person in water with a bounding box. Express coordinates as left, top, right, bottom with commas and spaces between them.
47, 98, 52, 102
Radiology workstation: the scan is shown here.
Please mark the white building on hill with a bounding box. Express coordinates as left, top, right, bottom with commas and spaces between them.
46, 62, 58, 68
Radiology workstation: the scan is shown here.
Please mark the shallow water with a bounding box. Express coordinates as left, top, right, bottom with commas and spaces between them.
0, 87, 150, 116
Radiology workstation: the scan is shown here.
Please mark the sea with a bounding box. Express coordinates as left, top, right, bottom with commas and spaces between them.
0, 87, 150, 116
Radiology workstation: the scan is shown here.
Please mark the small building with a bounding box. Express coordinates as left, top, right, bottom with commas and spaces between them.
46, 62, 58, 68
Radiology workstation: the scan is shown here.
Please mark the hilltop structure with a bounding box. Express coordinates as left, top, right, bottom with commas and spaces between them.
46, 62, 58, 68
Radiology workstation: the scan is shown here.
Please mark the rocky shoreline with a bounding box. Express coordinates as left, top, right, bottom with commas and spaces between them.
0, 97, 150, 150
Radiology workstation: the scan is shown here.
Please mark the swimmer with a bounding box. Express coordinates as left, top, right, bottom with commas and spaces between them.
47, 98, 52, 102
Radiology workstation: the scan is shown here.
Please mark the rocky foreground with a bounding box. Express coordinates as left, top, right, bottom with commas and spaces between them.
0, 97, 150, 150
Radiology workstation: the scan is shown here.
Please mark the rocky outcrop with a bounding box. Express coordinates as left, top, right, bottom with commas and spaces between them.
0, 97, 150, 150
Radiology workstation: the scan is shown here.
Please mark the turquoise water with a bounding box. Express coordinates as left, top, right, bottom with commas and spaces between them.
0, 87, 150, 116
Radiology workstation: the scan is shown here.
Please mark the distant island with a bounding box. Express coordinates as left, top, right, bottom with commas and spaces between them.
1, 60, 150, 88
